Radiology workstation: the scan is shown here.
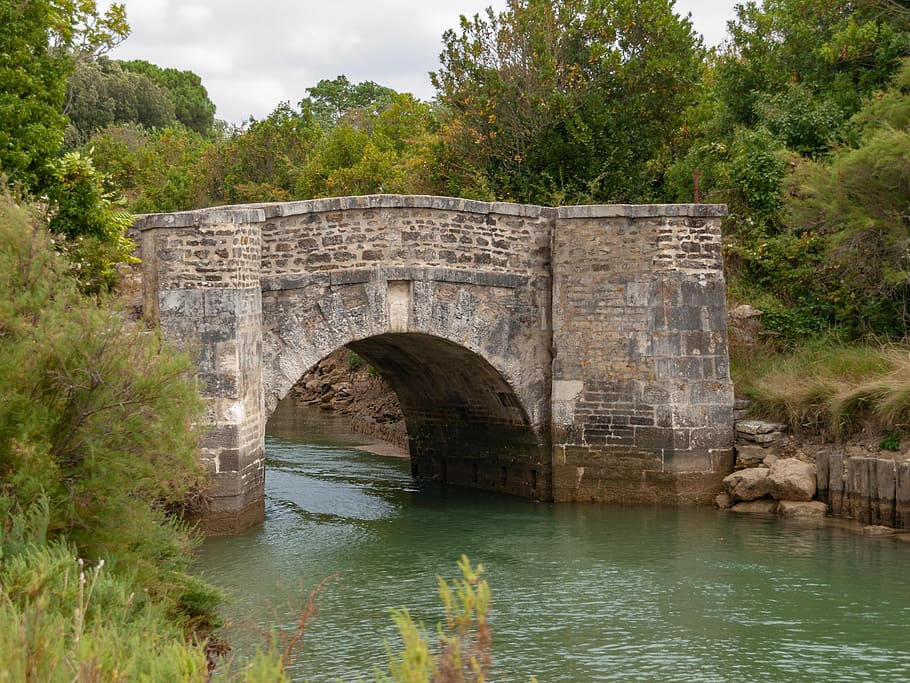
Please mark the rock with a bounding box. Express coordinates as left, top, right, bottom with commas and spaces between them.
777, 500, 827, 518
736, 419, 788, 437
715, 492, 734, 509
863, 525, 896, 536
768, 458, 816, 501
723, 467, 771, 501
730, 499, 778, 514
730, 304, 763, 320
735, 443, 768, 469
763, 453, 779, 467
752, 431, 785, 445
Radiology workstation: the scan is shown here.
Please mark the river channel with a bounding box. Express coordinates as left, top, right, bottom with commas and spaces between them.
195, 400, 910, 682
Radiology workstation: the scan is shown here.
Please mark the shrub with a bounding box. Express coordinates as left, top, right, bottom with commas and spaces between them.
0, 191, 206, 584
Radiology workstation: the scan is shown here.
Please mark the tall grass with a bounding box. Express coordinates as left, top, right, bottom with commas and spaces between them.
734, 339, 910, 438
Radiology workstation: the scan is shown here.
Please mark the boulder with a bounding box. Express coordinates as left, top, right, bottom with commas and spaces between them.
723, 467, 771, 502
768, 458, 816, 501
863, 525, 896, 537
777, 500, 827, 519
731, 499, 778, 514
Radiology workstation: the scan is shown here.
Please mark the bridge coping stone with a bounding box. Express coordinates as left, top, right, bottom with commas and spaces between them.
133, 194, 728, 230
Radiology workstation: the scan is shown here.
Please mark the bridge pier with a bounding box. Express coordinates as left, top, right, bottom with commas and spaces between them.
139, 209, 267, 533
551, 205, 734, 504
135, 196, 733, 534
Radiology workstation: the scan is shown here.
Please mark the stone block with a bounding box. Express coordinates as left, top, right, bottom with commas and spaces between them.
723, 467, 771, 501
768, 458, 816, 501
158, 288, 204, 317
736, 443, 767, 469
664, 449, 712, 473
736, 420, 788, 436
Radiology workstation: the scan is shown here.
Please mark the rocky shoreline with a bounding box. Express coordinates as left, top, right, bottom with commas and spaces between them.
289, 348, 408, 450
718, 412, 910, 535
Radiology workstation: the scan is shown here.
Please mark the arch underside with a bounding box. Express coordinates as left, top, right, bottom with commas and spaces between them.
349, 333, 551, 499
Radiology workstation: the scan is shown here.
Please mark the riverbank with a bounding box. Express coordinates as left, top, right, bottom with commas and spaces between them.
289, 348, 407, 450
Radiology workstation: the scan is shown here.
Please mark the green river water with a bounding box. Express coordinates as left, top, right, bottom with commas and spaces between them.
195, 401, 910, 682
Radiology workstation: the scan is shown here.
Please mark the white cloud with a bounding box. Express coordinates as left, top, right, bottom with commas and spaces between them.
105, 0, 738, 125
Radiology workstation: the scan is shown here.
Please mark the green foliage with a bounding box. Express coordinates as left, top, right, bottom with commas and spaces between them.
119, 59, 217, 135
880, 429, 902, 451
756, 83, 845, 157
781, 65, 910, 339
201, 102, 319, 205
715, 0, 908, 138
49, 0, 130, 57
378, 555, 492, 683
44, 150, 135, 293
63, 57, 176, 146
0, 0, 70, 190
431, 0, 704, 204
0, 194, 206, 574
0, 529, 211, 682
85, 123, 214, 212
348, 351, 365, 371
302, 74, 396, 125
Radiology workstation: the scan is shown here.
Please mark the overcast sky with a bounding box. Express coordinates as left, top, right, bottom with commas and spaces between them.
103, 0, 740, 125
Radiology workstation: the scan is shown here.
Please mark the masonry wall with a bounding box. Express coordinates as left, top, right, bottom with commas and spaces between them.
256, 196, 555, 499
550, 205, 734, 504
137, 209, 267, 534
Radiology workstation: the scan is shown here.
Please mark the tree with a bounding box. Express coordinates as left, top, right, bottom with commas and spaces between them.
0, 0, 130, 191
44, 150, 135, 294
64, 57, 176, 146
49, 0, 129, 57
0, 0, 70, 190
431, 0, 704, 204
120, 59, 217, 135
715, 0, 908, 139
302, 75, 397, 125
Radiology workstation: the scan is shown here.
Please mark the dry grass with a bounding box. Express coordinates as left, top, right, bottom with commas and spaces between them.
735, 341, 910, 439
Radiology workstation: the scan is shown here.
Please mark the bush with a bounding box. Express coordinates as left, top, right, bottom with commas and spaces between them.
44, 150, 135, 294
0, 192, 206, 582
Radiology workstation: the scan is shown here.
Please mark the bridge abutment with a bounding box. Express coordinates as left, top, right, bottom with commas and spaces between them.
551, 206, 734, 504
140, 209, 268, 533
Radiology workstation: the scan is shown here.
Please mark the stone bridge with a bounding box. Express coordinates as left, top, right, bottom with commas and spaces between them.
135, 195, 734, 533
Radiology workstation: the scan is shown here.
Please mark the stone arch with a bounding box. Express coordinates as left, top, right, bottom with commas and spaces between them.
260, 268, 553, 499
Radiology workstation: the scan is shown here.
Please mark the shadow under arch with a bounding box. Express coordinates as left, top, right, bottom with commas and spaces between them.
310, 333, 551, 500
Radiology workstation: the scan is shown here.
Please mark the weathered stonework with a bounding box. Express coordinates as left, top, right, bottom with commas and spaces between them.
135, 195, 733, 533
